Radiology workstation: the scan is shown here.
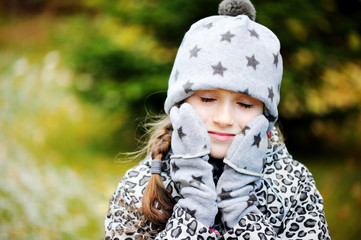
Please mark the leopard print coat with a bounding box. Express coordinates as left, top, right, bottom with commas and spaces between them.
105, 130, 330, 239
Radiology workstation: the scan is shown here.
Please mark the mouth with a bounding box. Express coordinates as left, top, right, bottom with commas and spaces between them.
208, 131, 236, 142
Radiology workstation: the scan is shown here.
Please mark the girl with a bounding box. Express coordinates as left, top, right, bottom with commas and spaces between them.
105, 0, 330, 239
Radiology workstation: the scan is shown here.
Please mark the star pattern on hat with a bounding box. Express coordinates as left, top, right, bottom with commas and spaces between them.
252, 133, 261, 148
166, 16, 282, 126
273, 53, 279, 68
183, 80, 194, 94
246, 55, 260, 70
177, 126, 186, 140
190, 175, 205, 186
268, 87, 274, 102
249, 29, 259, 39
241, 126, 250, 135
212, 61, 227, 76
239, 88, 249, 96
220, 30, 235, 43
174, 70, 179, 81
189, 45, 201, 58
203, 22, 213, 29
218, 188, 232, 200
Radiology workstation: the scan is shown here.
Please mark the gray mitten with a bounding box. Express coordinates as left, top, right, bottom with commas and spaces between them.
170, 103, 217, 227
216, 115, 269, 229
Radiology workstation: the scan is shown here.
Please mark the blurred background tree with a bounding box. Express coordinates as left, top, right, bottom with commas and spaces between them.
0, 0, 360, 239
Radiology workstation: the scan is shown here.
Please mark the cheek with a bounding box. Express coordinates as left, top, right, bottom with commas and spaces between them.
195, 108, 211, 124
236, 110, 263, 127
186, 100, 211, 124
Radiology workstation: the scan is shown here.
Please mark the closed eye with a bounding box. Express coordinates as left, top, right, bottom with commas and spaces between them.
238, 102, 253, 108
200, 97, 215, 103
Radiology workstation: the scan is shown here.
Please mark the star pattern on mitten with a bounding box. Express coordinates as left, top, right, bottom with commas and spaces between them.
177, 126, 186, 140
220, 30, 235, 43
218, 188, 232, 200
190, 45, 201, 58
171, 162, 180, 173
248, 29, 259, 39
252, 133, 261, 148
190, 175, 205, 186
268, 87, 274, 102
273, 52, 279, 68
246, 55, 260, 70
265, 114, 277, 123
241, 126, 250, 135
212, 61, 227, 76
185, 208, 197, 217
183, 81, 194, 94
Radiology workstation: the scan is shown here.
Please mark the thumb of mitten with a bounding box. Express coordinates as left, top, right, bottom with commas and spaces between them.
170, 103, 210, 157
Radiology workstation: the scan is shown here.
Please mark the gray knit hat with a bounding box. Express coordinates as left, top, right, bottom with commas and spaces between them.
164, 0, 283, 131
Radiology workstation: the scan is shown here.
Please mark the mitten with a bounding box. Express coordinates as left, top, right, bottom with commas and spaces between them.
216, 115, 269, 229
169, 103, 217, 227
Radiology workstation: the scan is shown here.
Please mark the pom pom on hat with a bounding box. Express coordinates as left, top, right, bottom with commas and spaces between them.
218, 0, 256, 20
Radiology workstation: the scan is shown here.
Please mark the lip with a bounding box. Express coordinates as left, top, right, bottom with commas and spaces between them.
208, 131, 236, 142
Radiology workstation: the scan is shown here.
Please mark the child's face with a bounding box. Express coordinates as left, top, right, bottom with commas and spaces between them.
186, 89, 264, 159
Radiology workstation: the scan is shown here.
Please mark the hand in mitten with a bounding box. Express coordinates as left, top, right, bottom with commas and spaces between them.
170, 102, 210, 158
169, 103, 217, 227
216, 115, 269, 229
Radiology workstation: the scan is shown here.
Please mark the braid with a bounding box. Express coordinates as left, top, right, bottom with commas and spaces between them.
150, 124, 172, 160
142, 123, 175, 227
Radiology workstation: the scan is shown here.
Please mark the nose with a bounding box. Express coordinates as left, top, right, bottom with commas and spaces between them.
212, 102, 234, 127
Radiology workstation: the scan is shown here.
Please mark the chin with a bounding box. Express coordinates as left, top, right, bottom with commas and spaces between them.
209, 149, 227, 160
209, 142, 231, 159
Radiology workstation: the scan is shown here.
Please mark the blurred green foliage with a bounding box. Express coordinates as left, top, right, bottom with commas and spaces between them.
0, 0, 361, 239
63, 0, 361, 154
0, 51, 140, 239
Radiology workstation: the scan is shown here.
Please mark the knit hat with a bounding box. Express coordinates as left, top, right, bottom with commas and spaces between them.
164, 0, 283, 131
